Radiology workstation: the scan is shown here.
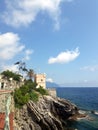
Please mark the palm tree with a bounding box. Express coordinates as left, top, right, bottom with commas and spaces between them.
27, 69, 35, 80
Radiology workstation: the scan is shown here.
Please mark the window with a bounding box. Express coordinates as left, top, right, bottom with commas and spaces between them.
41, 79, 43, 82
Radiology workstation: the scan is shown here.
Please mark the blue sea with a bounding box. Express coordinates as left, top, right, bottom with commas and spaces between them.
56, 87, 98, 130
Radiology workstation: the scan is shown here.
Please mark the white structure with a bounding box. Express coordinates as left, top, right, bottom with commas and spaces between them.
34, 74, 46, 89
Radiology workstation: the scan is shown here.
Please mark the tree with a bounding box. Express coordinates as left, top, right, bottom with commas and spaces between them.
1, 70, 21, 82
14, 61, 28, 77
14, 61, 36, 79
27, 69, 35, 80
14, 82, 39, 108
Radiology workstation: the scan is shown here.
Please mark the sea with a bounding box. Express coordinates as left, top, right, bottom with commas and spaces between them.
56, 87, 98, 130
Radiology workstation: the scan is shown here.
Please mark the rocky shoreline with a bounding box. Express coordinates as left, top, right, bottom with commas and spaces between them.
14, 95, 85, 130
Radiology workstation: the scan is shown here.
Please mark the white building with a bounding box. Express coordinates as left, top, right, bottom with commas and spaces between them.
34, 74, 46, 89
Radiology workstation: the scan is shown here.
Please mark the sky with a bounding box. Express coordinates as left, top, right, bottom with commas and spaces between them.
0, 0, 98, 87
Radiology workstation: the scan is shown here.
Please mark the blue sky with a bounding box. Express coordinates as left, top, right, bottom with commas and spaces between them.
0, 0, 98, 87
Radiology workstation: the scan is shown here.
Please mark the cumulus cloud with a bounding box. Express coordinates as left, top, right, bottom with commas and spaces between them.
0, 32, 34, 72
48, 47, 80, 64
2, 0, 73, 30
46, 78, 53, 83
1, 64, 18, 72
23, 49, 34, 61
0, 32, 25, 60
80, 65, 98, 72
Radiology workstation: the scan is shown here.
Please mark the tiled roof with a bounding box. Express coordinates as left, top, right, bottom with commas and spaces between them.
0, 113, 5, 130
0, 90, 12, 94
9, 113, 14, 130
0, 113, 14, 130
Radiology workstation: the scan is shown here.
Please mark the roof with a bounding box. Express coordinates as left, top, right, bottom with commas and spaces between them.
9, 113, 14, 130
0, 113, 5, 130
0, 113, 14, 130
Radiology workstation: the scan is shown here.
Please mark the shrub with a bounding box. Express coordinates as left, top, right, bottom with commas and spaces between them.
13, 80, 48, 108
36, 87, 48, 95
24, 80, 37, 90
29, 91, 39, 102
14, 80, 39, 108
20, 85, 29, 95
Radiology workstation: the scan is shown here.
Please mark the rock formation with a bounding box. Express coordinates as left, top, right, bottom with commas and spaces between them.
14, 95, 79, 130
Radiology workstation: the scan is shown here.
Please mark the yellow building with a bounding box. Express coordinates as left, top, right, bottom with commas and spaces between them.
34, 74, 46, 89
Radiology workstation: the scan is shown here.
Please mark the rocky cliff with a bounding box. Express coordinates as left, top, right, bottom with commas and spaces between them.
14, 95, 79, 130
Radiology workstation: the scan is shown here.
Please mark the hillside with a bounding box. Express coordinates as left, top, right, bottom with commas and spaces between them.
14, 95, 81, 130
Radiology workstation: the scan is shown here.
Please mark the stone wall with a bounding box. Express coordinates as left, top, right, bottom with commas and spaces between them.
47, 88, 57, 97
0, 93, 6, 112
0, 91, 14, 113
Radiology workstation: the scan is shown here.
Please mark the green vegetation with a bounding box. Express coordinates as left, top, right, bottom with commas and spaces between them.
14, 61, 35, 81
27, 69, 35, 80
36, 86, 48, 95
14, 81, 39, 108
24, 79, 37, 90
14, 88, 30, 108
1, 70, 21, 81
29, 91, 39, 102
1, 66, 48, 108
14, 80, 48, 108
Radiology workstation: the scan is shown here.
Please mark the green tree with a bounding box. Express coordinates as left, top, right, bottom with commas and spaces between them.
14, 81, 39, 108
14, 61, 28, 74
1, 70, 21, 82
14, 88, 30, 108
27, 69, 35, 80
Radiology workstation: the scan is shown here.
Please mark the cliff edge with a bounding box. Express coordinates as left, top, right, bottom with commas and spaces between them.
14, 95, 79, 130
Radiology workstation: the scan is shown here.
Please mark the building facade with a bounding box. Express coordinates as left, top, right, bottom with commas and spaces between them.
34, 74, 46, 89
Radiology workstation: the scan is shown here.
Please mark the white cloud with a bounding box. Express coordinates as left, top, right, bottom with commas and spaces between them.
2, 64, 18, 73
48, 47, 80, 64
80, 65, 98, 72
46, 78, 53, 83
23, 49, 34, 60
0, 32, 34, 72
0, 32, 25, 60
2, 0, 73, 30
